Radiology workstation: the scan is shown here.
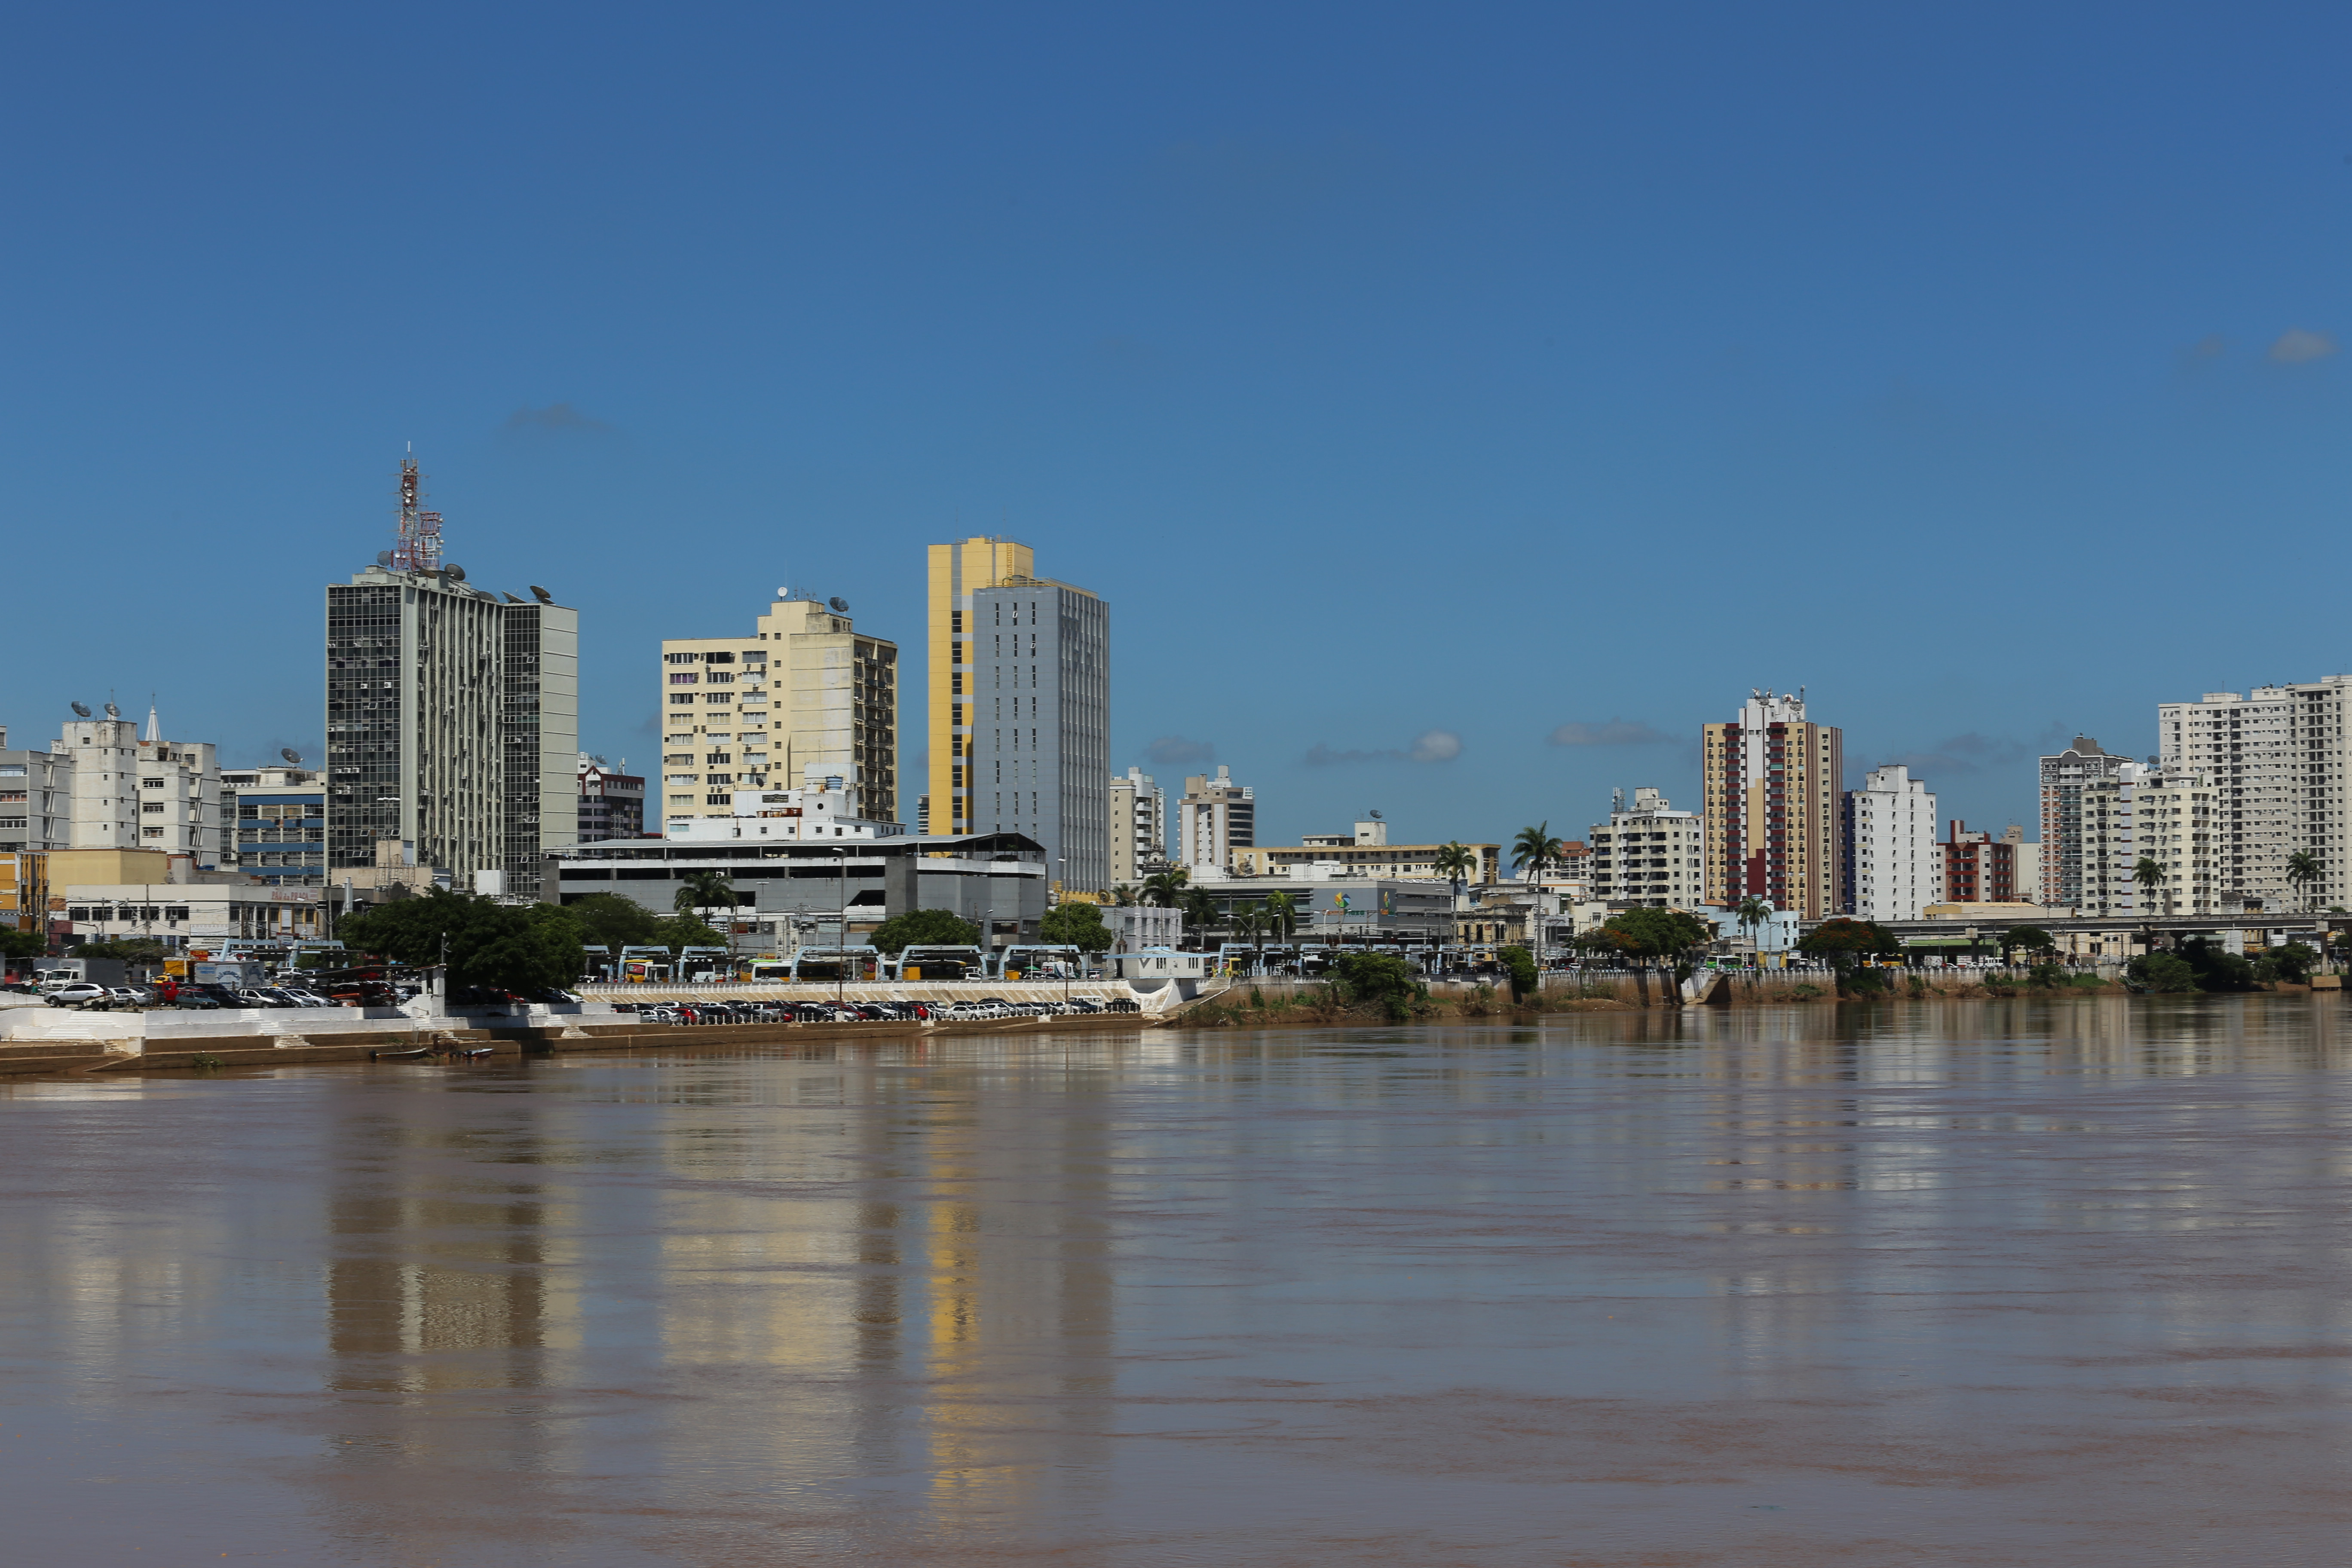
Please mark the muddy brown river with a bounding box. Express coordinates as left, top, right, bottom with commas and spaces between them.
3, 997, 2348, 1564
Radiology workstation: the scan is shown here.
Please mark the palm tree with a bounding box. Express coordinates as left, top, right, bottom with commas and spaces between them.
1111, 883, 1139, 906
1262, 890, 1299, 954
1512, 824, 1566, 966
1180, 887, 1219, 948
2132, 856, 2169, 919
2287, 849, 2323, 913
675, 870, 739, 920
1232, 901, 1265, 969
1142, 868, 1190, 907
1735, 895, 1772, 956
1433, 840, 1477, 902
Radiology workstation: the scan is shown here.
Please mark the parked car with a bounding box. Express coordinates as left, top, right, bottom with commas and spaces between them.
47, 981, 111, 1008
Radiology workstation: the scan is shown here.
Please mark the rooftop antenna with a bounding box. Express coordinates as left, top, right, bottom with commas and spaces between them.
70, 701, 91, 718
281, 748, 303, 767
528, 585, 554, 605
1612, 787, 1625, 815
388, 452, 444, 575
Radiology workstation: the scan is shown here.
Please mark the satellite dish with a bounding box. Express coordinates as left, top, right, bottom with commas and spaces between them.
70, 701, 91, 718
829, 596, 850, 612
528, 585, 554, 604
104, 702, 120, 719
280, 748, 303, 767
376, 551, 396, 569
501, 592, 525, 604
442, 564, 466, 582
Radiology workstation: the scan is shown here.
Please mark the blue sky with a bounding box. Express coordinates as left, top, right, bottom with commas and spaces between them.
6, 3, 2350, 847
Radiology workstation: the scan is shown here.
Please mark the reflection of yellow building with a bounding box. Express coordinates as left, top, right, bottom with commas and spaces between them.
927, 538, 1032, 838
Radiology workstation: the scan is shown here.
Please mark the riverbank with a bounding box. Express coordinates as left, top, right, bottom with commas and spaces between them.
1167, 969, 2338, 1028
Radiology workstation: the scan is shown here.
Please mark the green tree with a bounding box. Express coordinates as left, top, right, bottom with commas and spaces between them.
2257, 941, 2320, 985
1039, 900, 1115, 953
867, 907, 981, 955
561, 892, 662, 953
2126, 951, 2198, 993
1796, 917, 1901, 995
1329, 950, 1427, 1020
1498, 942, 1539, 1002
674, 870, 743, 918
1262, 890, 1300, 947
1999, 925, 2055, 964
0, 925, 51, 962
1180, 887, 1220, 944
1110, 883, 1139, 906
337, 889, 584, 993
1734, 895, 1772, 950
1432, 841, 1478, 901
2131, 856, 2168, 917
1511, 822, 1565, 887
650, 914, 726, 952
2175, 936, 2256, 992
69, 937, 173, 963
1142, 868, 1190, 907
2286, 850, 2323, 913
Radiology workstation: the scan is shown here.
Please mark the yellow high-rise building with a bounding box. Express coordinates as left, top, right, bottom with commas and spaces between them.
926, 538, 1033, 836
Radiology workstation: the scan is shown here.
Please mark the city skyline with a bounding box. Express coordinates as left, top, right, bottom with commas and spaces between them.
11, 9, 2352, 845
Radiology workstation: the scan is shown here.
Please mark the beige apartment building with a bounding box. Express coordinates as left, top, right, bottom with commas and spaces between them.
659, 592, 898, 828
53, 708, 223, 866
2158, 678, 2352, 911
1703, 688, 1844, 920
1587, 787, 1705, 907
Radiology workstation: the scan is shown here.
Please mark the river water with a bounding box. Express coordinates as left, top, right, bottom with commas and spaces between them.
3, 998, 2349, 1565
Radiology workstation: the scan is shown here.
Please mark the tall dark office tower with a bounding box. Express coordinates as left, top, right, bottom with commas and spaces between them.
325, 457, 579, 899
964, 576, 1109, 896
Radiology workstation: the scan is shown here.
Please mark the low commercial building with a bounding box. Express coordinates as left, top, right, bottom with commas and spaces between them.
222, 764, 326, 886
551, 818, 1048, 953
61, 883, 322, 949
1100, 903, 1182, 950
1187, 871, 1452, 946
1230, 815, 1501, 885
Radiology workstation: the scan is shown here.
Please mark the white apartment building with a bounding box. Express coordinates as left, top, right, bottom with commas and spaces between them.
2057, 763, 2218, 916
1586, 787, 1706, 907
2159, 679, 2352, 910
660, 592, 898, 829
1843, 764, 1942, 920
1109, 766, 1167, 887
53, 706, 223, 866
665, 777, 904, 843
1178, 765, 1255, 876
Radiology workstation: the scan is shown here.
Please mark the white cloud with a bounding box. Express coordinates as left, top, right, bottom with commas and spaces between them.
2269, 328, 2338, 364
1548, 718, 1672, 746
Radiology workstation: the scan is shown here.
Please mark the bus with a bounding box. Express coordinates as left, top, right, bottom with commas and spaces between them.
791, 945, 880, 982
885, 944, 984, 981
989, 944, 1083, 980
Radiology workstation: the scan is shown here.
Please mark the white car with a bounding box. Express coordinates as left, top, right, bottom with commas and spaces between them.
46, 981, 110, 1007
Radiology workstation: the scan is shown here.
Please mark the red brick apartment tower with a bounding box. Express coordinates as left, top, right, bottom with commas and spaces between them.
1942, 821, 2016, 903
1703, 689, 1844, 919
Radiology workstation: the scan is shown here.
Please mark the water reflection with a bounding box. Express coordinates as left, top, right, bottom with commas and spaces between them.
1, 1003, 2349, 1563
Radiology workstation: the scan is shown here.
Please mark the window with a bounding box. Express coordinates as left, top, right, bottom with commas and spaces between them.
665, 652, 698, 664
141, 802, 164, 814
143, 827, 164, 838
141, 778, 164, 789
669, 672, 698, 685
704, 692, 731, 704
670, 693, 696, 705
704, 671, 734, 684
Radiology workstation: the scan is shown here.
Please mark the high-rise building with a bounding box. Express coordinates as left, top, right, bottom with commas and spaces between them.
658, 591, 897, 829
1178, 765, 1255, 875
2052, 761, 2220, 916
1109, 766, 1167, 887
2037, 735, 2130, 907
2158, 678, 2352, 910
965, 578, 1110, 894
325, 457, 578, 900
221, 763, 325, 886
1586, 787, 1706, 908
0, 725, 74, 857
927, 537, 1033, 838
1702, 689, 1844, 919
1842, 765, 1941, 919
52, 705, 222, 866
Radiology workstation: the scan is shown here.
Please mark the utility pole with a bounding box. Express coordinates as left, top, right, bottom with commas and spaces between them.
834, 846, 850, 1008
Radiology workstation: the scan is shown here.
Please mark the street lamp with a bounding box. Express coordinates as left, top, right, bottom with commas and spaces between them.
833, 845, 851, 1008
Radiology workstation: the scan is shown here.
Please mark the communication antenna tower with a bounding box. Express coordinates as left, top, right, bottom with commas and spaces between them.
388, 451, 445, 575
